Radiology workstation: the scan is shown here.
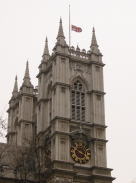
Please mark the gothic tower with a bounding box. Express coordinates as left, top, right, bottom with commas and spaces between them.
7, 75, 19, 144
7, 62, 37, 146
6, 18, 114, 183
36, 19, 115, 183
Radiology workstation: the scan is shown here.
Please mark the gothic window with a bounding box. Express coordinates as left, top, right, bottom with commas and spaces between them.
71, 80, 85, 121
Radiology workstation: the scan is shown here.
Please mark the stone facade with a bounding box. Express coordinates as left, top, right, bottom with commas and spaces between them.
7, 62, 37, 146
1, 18, 115, 183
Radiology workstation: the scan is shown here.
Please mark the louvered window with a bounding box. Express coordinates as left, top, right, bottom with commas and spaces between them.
71, 80, 85, 121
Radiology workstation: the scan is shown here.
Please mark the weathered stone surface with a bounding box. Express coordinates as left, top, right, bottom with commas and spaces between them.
1, 19, 115, 183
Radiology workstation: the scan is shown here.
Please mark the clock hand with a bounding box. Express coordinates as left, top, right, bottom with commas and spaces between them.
76, 149, 84, 155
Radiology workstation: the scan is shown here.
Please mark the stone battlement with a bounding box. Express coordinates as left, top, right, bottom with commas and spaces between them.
69, 46, 90, 60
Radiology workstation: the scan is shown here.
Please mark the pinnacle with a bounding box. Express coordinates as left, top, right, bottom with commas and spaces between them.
46, 36, 48, 43
76, 45, 80, 51
91, 27, 98, 47
43, 36, 49, 57
90, 27, 101, 55
57, 17, 65, 39
60, 17, 62, 23
12, 75, 18, 97
54, 17, 68, 48
22, 61, 33, 87
24, 61, 30, 79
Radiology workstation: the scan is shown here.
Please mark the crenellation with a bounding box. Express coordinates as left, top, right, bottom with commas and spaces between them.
69, 46, 90, 60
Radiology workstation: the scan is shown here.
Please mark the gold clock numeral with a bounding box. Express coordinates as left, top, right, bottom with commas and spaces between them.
70, 143, 91, 164
72, 154, 76, 158
71, 149, 74, 153
85, 156, 90, 160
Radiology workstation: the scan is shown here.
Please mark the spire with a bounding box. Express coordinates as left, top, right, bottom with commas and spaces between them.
42, 37, 50, 62
90, 27, 101, 55
22, 61, 33, 88
91, 27, 98, 47
57, 18, 65, 40
53, 18, 68, 53
43, 37, 49, 57
24, 61, 30, 78
55, 18, 67, 47
12, 75, 18, 97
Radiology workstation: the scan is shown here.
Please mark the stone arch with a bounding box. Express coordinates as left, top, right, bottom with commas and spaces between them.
70, 75, 88, 91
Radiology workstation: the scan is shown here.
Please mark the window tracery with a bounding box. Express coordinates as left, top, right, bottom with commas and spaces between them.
71, 80, 85, 121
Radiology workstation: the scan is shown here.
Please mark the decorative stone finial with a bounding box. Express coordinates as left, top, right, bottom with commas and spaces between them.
90, 27, 101, 55
57, 18, 65, 39
42, 36, 50, 62
22, 61, 33, 88
76, 45, 80, 51
12, 75, 18, 97
53, 18, 68, 53
55, 18, 67, 47
91, 27, 98, 47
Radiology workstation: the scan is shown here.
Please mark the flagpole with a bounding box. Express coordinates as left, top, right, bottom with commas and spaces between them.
69, 4, 71, 47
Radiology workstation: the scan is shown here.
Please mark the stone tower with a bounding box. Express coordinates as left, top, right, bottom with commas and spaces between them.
36, 18, 115, 183
6, 18, 114, 183
7, 62, 37, 146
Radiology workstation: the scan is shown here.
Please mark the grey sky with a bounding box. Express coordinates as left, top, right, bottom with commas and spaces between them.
0, 0, 136, 183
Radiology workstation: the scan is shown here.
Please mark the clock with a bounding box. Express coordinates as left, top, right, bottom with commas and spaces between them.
70, 142, 91, 164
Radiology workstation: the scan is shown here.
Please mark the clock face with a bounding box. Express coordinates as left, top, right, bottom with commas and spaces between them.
70, 142, 91, 164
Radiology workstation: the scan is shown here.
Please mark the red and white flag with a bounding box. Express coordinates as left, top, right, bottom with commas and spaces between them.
71, 25, 82, 33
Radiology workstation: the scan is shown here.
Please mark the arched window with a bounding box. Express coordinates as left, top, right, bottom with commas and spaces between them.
71, 80, 85, 121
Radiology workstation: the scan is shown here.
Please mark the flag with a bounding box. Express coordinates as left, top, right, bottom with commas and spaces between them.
71, 25, 82, 33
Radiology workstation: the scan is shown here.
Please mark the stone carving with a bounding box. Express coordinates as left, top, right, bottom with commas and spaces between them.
69, 46, 89, 60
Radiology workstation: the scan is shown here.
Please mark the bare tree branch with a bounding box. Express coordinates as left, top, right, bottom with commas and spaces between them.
0, 116, 7, 142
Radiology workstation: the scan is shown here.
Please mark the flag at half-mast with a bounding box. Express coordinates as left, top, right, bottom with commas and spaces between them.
71, 25, 82, 33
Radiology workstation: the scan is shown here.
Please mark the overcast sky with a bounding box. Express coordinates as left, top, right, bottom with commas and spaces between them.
0, 0, 136, 183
